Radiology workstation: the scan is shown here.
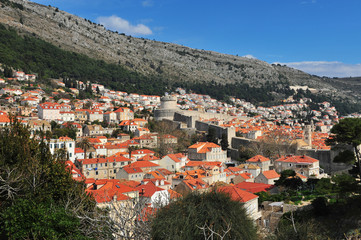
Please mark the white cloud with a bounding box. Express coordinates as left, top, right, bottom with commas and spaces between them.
97, 15, 152, 36
276, 61, 361, 78
243, 54, 256, 59
142, 0, 153, 7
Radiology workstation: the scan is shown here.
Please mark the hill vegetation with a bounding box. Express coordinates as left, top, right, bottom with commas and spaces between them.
1, 23, 360, 114
0, 24, 288, 103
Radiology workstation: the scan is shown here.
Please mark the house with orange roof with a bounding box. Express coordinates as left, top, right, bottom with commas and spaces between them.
159, 153, 188, 172
21, 97, 39, 107
114, 107, 134, 122
143, 170, 166, 180
93, 144, 108, 157
141, 178, 171, 191
227, 166, 243, 174
104, 111, 117, 124
235, 182, 277, 194
136, 181, 170, 207
122, 160, 160, 173
117, 167, 145, 181
233, 172, 254, 184
160, 134, 178, 145
119, 120, 138, 132
246, 155, 271, 171
37, 102, 61, 120
274, 155, 320, 178
105, 143, 132, 157
143, 168, 175, 184
80, 155, 132, 179
86, 110, 103, 122
217, 186, 261, 220
138, 154, 161, 164
174, 178, 209, 196
133, 118, 147, 127
134, 127, 150, 137
83, 124, 104, 136
188, 142, 227, 162
60, 111, 75, 122
26, 120, 51, 136
130, 149, 155, 160
74, 109, 88, 123
74, 148, 85, 159
237, 163, 261, 179
255, 170, 280, 185
48, 136, 76, 161
85, 179, 138, 206
65, 160, 85, 182
172, 169, 208, 188
133, 133, 158, 148
0, 111, 10, 127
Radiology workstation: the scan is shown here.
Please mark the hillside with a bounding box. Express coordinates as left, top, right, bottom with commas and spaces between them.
0, 0, 360, 112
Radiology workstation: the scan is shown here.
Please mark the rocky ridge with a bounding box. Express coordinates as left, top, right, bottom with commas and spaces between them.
0, 0, 359, 101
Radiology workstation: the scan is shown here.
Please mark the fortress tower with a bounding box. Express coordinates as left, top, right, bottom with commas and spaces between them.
154, 95, 178, 121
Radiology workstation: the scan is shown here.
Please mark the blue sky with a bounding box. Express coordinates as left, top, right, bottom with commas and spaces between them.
32, 0, 361, 77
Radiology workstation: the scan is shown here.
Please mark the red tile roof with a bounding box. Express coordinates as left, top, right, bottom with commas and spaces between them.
122, 167, 143, 174
85, 179, 136, 203
188, 142, 221, 153
165, 153, 186, 163
246, 155, 271, 163
138, 154, 160, 161
217, 186, 258, 202
235, 182, 275, 193
125, 161, 160, 168
136, 181, 164, 198
262, 170, 280, 179
275, 155, 318, 164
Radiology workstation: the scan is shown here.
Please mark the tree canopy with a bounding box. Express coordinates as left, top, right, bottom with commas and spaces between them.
151, 191, 258, 240
327, 118, 361, 177
0, 120, 111, 239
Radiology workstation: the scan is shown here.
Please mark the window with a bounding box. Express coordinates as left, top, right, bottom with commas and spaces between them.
69, 143, 72, 148
114, 169, 117, 173
172, 165, 174, 169
288, 163, 292, 167
69, 153, 72, 157
95, 171, 98, 175
105, 163, 107, 167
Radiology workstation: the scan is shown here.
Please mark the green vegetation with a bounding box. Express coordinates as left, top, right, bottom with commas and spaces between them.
294, 89, 360, 116
326, 118, 361, 177
151, 191, 258, 240
0, 24, 170, 96
271, 195, 361, 239
49, 121, 77, 139
0, 119, 111, 239
0, 0, 24, 10
270, 118, 361, 239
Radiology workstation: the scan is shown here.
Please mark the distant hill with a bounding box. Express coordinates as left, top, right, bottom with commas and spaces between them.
0, 0, 360, 113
